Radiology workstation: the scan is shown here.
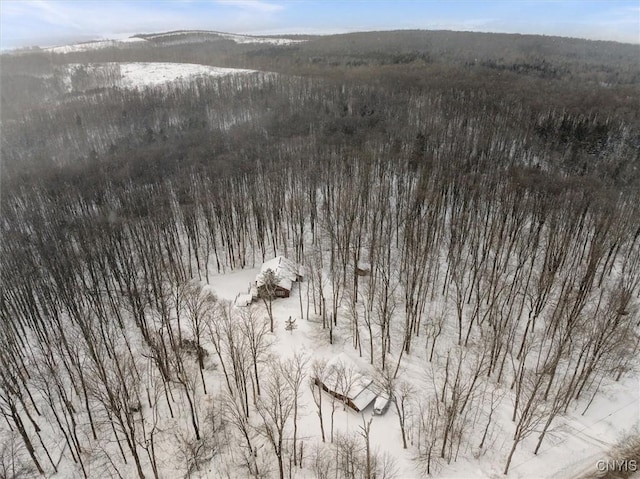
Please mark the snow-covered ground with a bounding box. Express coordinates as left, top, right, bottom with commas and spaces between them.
203, 266, 640, 479
142, 30, 306, 45
118, 62, 257, 88
61, 62, 260, 91
42, 30, 303, 54
210, 32, 305, 45
46, 36, 147, 54
206, 267, 260, 302
1, 248, 635, 478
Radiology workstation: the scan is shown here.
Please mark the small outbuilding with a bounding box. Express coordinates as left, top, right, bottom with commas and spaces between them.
234, 293, 253, 307
313, 353, 377, 413
355, 261, 371, 277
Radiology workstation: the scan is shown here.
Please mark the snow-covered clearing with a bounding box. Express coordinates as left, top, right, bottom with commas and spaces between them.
206, 267, 259, 301
118, 62, 257, 88
62, 62, 259, 91
46, 36, 147, 54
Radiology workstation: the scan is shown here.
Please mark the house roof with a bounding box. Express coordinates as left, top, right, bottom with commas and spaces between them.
260, 256, 300, 280
256, 256, 300, 291
321, 353, 377, 411
256, 273, 292, 291
351, 385, 377, 411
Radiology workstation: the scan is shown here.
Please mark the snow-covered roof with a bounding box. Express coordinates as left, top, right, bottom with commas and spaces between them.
235, 293, 253, 307
260, 256, 300, 280
256, 275, 292, 291
352, 386, 377, 412
256, 256, 300, 290
321, 353, 377, 411
357, 261, 371, 271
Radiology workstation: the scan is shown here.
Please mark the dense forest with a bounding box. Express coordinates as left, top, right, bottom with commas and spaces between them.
1, 30, 639, 478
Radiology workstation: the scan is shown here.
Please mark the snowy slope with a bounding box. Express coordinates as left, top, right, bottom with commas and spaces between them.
41, 30, 303, 55
207, 32, 305, 45
46, 37, 147, 54
61, 62, 260, 91
142, 30, 306, 45
46, 31, 303, 54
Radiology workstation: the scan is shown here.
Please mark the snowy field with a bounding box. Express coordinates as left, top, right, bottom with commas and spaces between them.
118, 62, 258, 88
62, 62, 260, 91
46, 36, 147, 54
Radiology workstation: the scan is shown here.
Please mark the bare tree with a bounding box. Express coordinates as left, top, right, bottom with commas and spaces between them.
0, 431, 37, 479
424, 306, 447, 363
359, 417, 374, 479
221, 391, 260, 477
259, 269, 279, 333
238, 306, 271, 402
85, 339, 148, 479
310, 360, 328, 443
393, 381, 414, 450
174, 402, 223, 479
255, 358, 296, 479
503, 366, 549, 474
416, 398, 442, 476
183, 282, 218, 394
206, 301, 252, 417
309, 443, 333, 479
478, 383, 506, 450
282, 352, 308, 468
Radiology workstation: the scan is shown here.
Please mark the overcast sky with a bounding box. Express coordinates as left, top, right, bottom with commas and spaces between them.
1, 0, 639, 50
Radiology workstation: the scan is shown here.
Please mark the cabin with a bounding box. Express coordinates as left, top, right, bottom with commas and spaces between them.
254, 256, 303, 300
313, 353, 377, 413
257, 274, 292, 298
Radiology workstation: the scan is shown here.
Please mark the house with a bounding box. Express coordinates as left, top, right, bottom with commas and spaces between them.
313, 353, 377, 413
254, 256, 303, 299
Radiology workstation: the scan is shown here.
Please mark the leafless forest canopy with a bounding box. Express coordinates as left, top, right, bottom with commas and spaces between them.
1, 30, 639, 478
